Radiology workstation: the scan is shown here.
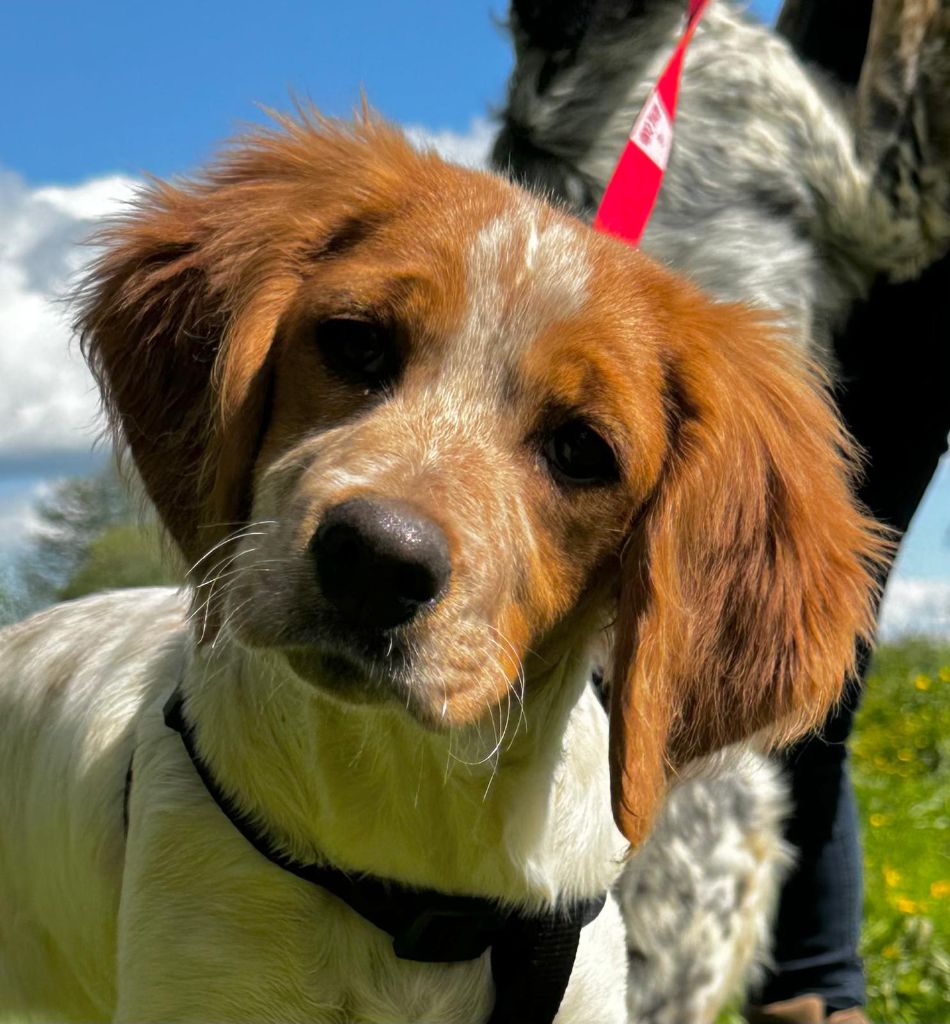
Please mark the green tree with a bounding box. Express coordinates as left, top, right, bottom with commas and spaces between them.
0, 571, 22, 627
59, 521, 180, 600
14, 463, 182, 613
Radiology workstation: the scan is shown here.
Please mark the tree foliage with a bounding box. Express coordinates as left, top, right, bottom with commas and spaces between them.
59, 521, 179, 601
13, 463, 182, 614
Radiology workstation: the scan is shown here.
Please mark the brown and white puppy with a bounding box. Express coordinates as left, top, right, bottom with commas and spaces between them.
0, 114, 884, 1023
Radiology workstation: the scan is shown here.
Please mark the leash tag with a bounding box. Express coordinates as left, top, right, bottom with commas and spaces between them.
593, 0, 711, 245
631, 89, 674, 171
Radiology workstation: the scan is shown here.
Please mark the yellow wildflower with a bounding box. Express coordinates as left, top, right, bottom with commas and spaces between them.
930, 880, 950, 899
869, 813, 888, 828
896, 897, 918, 914
914, 674, 931, 691
883, 867, 902, 888
938, 666, 950, 682
882, 944, 898, 959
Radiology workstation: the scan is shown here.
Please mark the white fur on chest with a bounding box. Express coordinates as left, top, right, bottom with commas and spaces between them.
121, 738, 627, 1024
0, 589, 628, 1022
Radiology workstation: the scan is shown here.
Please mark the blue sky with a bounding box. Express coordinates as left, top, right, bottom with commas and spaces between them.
1, 0, 947, 628
2, 2, 777, 184
2, 1, 513, 184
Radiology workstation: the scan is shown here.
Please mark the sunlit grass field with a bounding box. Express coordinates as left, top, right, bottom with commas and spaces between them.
720, 639, 950, 1024
853, 641, 950, 1022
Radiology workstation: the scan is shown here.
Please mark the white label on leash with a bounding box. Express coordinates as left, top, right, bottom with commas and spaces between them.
630, 89, 673, 170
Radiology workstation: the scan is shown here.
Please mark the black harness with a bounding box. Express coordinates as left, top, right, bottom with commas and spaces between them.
157, 690, 606, 1024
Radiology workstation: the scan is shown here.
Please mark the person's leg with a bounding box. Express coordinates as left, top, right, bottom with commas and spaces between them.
758, 681, 866, 1012
776, 0, 873, 85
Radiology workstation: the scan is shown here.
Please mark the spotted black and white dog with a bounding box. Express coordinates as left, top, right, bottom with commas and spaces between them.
496, 0, 950, 356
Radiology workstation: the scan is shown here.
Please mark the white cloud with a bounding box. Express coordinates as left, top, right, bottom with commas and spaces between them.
877, 577, 950, 640
407, 117, 494, 168
31, 176, 140, 221
0, 168, 138, 462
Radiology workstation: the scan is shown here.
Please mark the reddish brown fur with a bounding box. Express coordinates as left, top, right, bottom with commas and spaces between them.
76, 111, 888, 847
606, 296, 890, 843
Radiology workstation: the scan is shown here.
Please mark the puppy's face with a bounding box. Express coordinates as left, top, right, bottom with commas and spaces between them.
79, 115, 884, 843
227, 197, 669, 727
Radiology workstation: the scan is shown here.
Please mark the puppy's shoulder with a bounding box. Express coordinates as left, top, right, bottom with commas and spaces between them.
0, 587, 188, 713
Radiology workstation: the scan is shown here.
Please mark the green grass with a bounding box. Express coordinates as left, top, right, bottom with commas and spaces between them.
718, 639, 950, 1024
853, 640, 950, 1022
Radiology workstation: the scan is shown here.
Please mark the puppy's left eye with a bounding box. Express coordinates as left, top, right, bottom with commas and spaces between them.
316, 318, 400, 388
543, 420, 620, 486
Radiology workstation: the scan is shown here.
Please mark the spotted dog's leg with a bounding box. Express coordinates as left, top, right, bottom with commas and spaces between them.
857, 0, 950, 275
619, 754, 792, 1024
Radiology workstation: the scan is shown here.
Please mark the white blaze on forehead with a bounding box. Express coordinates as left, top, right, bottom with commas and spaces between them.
461, 201, 591, 365
400, 200, 591, 485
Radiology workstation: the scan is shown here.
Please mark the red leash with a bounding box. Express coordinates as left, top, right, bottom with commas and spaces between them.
593, 0, 711, 245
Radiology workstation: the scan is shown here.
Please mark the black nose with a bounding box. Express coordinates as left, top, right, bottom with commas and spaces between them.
311, 498, 452, 631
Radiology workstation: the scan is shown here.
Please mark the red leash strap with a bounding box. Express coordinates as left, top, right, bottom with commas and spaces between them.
593, 0, 711, 245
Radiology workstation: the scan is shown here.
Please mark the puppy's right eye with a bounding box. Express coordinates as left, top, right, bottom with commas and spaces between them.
316, 318, 400, 389
543, 419, 620, 487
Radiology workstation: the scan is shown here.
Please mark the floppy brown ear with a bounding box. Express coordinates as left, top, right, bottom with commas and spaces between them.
75, 181, 285, 570
76, 113, 410, 570
608, 299, 889, 846
76, 113, 448, 572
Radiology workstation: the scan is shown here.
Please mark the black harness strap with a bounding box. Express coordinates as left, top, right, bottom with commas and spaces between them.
488, 900, 596, 1024
162, 689, 605, 1023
